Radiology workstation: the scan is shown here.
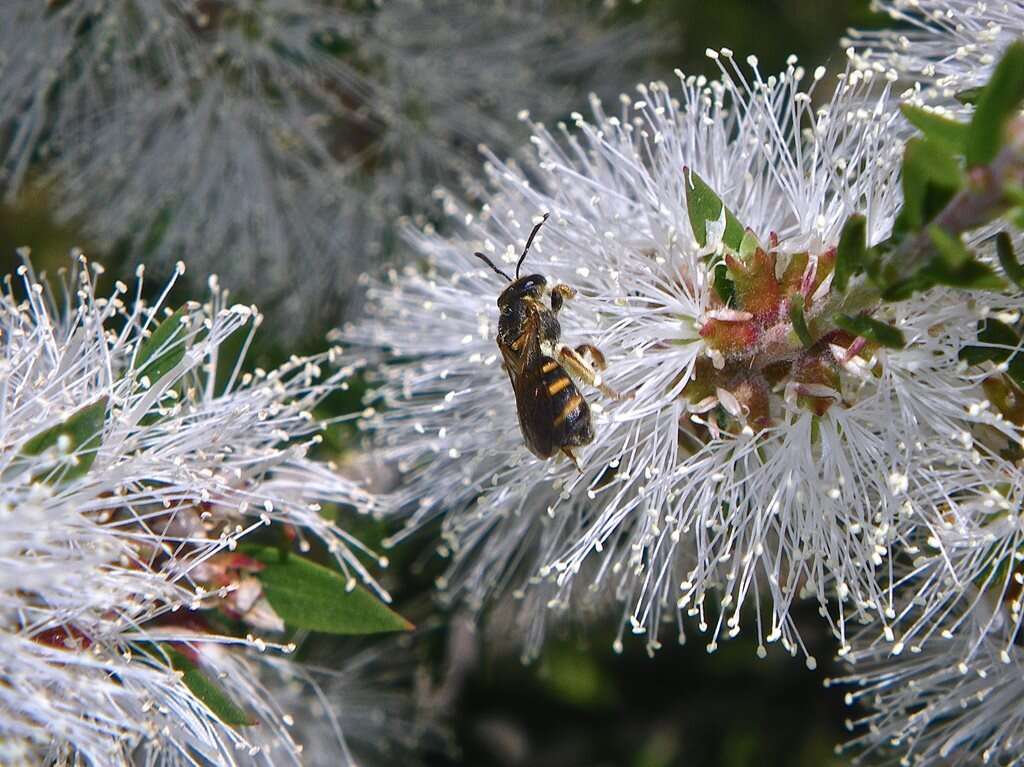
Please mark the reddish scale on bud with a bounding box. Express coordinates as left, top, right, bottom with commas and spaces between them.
779, 252, 809, 297
730, 376, 772, 430
681, 357, 720, 404
791, 351, 842, 416
725, 248, 781, 320
811, 248, 836, 295
35, 624, 92, 650
699, 318, 759, 354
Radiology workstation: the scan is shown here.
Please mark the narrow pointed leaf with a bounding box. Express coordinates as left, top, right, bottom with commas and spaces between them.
927, 226, 972, 268
684, 167, 745, 250
996, 231, 1024, 287
134, 305, 189, 384
898, 138, 961, 233
959, 318, 1020, 365
966, 41, 1024, 166
835, 214, 867, 293
900, 104, 969, 154
712, 262, 735, 305
833, 314, 906, 349
20, 397, 108, 483
247, 547, 413, 635
788, 295, 813, 349
165, 648, 252, 727
955, 86, 983, 106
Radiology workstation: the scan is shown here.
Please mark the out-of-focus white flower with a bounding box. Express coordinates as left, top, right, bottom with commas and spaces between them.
348, 52, 1024, 662
844, 0, 1024, 102
0, 253, 397, 764
0, 0, 661, 335
837, 583, 1024, 766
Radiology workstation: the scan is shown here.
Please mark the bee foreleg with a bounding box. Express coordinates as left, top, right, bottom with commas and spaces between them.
550, 283, 576, 313
555, 343, 631, 401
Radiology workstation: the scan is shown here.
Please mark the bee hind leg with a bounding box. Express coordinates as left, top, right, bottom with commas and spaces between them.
561, 446, 583, 473
556, 343, 632, 401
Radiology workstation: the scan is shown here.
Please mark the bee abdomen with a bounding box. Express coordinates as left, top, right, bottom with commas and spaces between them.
541, 360, 593, 448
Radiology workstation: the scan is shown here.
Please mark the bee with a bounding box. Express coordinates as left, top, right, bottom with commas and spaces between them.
473, 214, 628, 470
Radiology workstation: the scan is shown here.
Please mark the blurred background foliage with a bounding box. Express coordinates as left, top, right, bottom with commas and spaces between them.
0, 1, 883, 764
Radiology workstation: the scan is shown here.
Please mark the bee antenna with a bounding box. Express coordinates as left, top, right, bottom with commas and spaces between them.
515, 212, 550, 280
473, 251, 512, 282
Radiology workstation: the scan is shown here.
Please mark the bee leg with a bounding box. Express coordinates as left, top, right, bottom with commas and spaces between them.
556, 343, 632, 401
550, 283, 576, 313
561, 446, 583, 473
574, 343, 606, 371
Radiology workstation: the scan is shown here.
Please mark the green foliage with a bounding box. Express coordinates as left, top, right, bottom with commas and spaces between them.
834, 214, 867, 293
712, 262, 736, 305
996, 231, 1024, 287
959, 317, 1024, 388
965, 40, 1024, 167
896, 137, 960, 234
833, 314, 905, 349
246, 546, 413, 635
20, 398, 108, 483
134, 305, 189, 384
684, 167, 745, 250
165, 648, 252, 727
899, 104, 968, 155
788, 295, 813, 349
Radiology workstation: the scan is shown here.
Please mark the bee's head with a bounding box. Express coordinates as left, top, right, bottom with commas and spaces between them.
498, 274, 547, 306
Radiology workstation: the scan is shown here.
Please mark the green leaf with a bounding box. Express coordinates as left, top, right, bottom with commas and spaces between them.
246, 547, 413, 635
897, 138, 961, 233
134, 305, 189, 384
788, 294, 813, 349
833, 313, 906, 349
959, 317, 1024, 387
834, 214, 867, 293
712, 262, 735, 305
959, 318, 1020, 365
955, 86, 983, 106
165, 648, 252, 727
738, 228, 761, 261
684, 167, 745, 251
900, 104, 969, 154
996, 231, 1024, 287
966, 41, 1024, 166
927, 226, 972, 268
20, 398, 108, 483
927, 257, 1006, 291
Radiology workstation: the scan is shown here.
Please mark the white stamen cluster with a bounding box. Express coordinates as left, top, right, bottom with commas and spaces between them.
0, 253, 395, 765
845, 0, 1024, 102
349, 52, 1024, 664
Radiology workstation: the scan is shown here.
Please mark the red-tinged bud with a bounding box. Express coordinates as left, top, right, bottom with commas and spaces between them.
699, 318, 759, 354
726, 249, 781, 318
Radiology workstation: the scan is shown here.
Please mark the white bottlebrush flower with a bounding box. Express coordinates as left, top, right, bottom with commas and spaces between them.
837, 585, 1024, 766
844, 0, 1024, 101
0, 253, 399, 764
0, 0, 660, 335
349, 52, 1024, 661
